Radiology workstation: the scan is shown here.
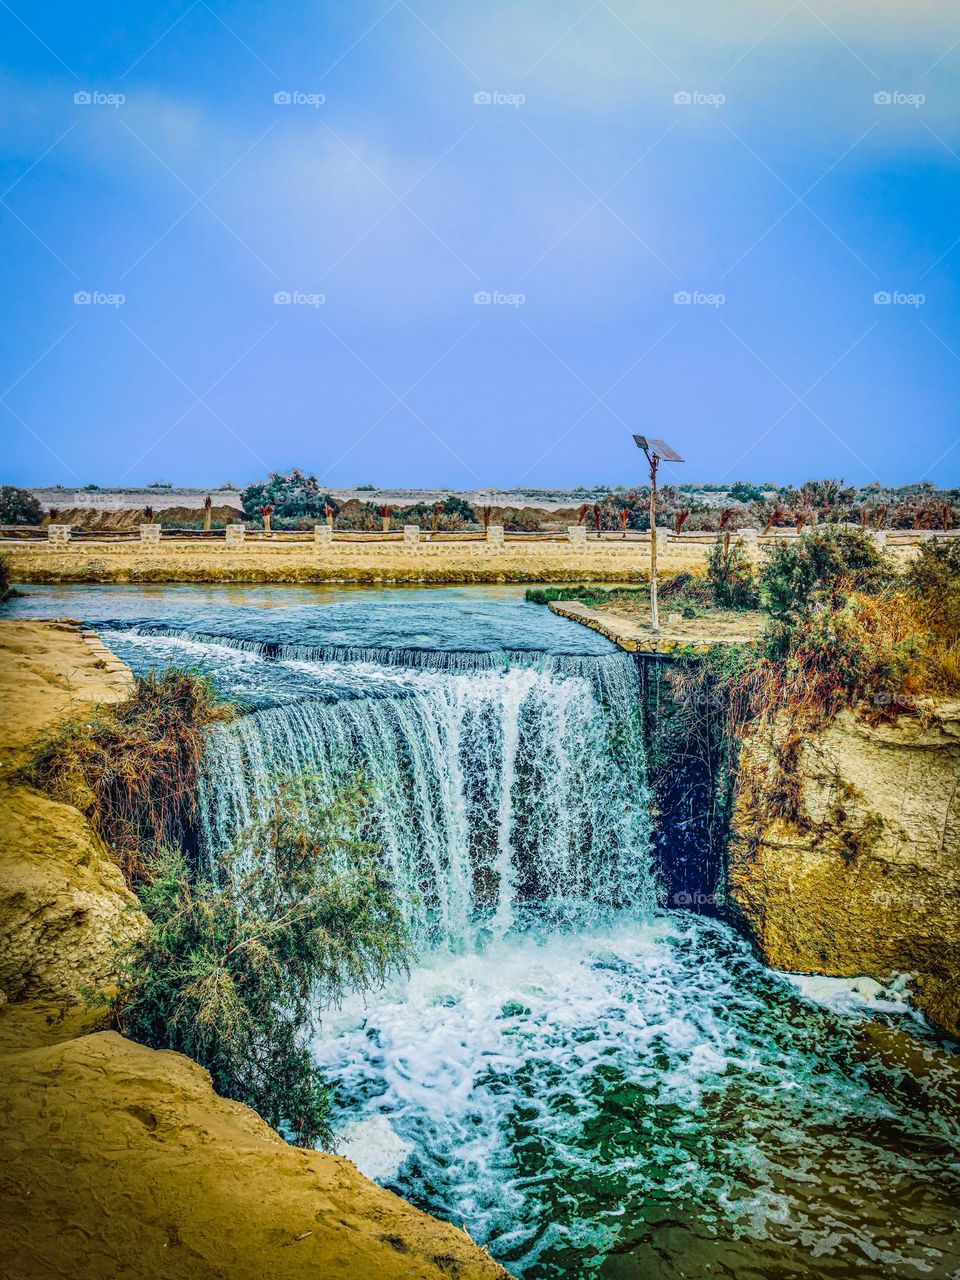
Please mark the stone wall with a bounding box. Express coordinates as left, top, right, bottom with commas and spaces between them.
1, 532, 926, 586
1, 536, 719, 584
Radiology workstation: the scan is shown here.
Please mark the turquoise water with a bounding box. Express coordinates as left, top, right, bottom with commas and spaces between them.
5, 584, 959, 1278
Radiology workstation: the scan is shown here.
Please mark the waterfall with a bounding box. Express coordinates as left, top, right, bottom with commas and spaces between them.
187, 643, 655, 948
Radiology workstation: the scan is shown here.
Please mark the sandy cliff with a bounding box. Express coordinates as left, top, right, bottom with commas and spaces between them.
0, 622, 142, 1005
728, 701, 960, 1036
0, 621, 509, 1280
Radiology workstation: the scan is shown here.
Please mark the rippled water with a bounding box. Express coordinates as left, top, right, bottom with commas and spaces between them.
6, 584, 959, 1279
316, 915, 960, 1279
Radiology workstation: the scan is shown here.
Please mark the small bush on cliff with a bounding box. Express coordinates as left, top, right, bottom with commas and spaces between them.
905, 539, 960, 639
21, 669, 233, 881
759, 527, 887, 622
118, 781, 408, 1148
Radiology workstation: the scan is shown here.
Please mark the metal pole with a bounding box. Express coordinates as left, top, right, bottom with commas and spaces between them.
649, 454, 659, 633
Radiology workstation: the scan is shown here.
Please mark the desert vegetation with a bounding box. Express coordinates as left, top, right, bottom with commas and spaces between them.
118, 780, 408, 1147
690, 532, 960, 838
0, 485, 43, 525
241, 469, 340, 529
20, 669, 232, 882
536, 530, 959, 840
20, 668, 409, 1147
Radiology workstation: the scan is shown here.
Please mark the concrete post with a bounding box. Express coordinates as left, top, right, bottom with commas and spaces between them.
225, 523, 246, 545
139, 524, 161, 544
738, 528, 758, 546
486, 524, 504, 543
567, 525, 587, 548
314, 523, 332, 544
654, 527, 669, 552
871, 530, 887, 550
403, 524, 420, 549
47, 524, 72, 544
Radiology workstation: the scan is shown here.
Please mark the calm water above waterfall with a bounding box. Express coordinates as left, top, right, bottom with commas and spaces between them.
7, 584, 960, 1278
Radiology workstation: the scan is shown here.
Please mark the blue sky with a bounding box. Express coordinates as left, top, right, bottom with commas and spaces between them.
2, 1, 959, 489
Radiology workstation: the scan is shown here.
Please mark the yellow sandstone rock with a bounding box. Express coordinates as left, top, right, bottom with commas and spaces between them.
728, 702, 960, 1037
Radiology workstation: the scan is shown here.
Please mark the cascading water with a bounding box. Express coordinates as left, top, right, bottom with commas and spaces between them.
192, 646, 653, 947
7, 586, 957, 1280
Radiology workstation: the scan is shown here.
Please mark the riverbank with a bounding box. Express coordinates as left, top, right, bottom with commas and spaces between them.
0, 620, 510, 1280
2, 536, 713, 584
549, 586, 960, 1039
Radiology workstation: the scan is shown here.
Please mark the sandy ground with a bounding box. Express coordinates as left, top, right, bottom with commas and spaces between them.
0, 621, 510, 1280
0, 621, 132, 773
547, 599, 767, 653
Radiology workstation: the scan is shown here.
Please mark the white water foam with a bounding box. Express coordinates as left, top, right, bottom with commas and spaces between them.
337, 1115, 414, 1182
781, 971, 918, 1020
314, 913, 958, 1276
96, 615, 960, 1280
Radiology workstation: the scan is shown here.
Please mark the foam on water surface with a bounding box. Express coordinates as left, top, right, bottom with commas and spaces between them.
782, 971, 919, 1020
316, 912, 960, 1278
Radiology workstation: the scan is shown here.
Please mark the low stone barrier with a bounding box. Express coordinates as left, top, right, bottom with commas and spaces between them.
3, 525, 929, 584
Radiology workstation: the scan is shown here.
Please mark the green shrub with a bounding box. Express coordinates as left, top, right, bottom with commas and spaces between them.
398, 496, 478, 530
905, 539, 960, 640
0, 485, 43, 525
241, 469, 338, 528
727, 481, 765, 505
118, 781, 408, 1148
524, 585, 648, 607
759, 527, 887, 621
706, 534, 758, 609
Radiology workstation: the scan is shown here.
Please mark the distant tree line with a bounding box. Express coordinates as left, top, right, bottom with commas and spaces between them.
3, 476, 958, 534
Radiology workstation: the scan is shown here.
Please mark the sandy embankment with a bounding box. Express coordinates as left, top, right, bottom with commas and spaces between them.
2, 531, 924, 588
3, 536, 730, 585
0, 621, 509, 1280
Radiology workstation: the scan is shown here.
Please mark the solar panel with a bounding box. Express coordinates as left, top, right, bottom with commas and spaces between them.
633, 435, 685, 462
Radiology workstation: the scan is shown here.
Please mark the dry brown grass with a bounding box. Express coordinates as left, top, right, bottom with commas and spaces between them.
19, 669, 234, 883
